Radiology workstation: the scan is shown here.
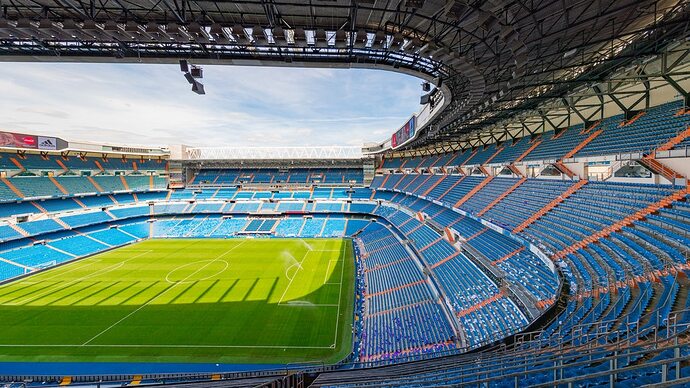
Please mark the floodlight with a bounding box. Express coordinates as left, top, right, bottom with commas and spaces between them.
190, 66, 203, 79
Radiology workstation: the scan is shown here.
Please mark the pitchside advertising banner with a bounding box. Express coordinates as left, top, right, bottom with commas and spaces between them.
391, 116, 416, 149
0, 131, 67, 150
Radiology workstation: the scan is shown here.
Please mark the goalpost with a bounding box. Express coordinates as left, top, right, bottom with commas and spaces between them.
32, 260, 57, 272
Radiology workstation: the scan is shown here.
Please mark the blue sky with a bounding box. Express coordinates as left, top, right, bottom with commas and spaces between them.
0, 63, 422, 147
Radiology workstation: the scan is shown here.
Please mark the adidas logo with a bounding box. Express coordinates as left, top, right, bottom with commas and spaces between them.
39, 139, 54, 147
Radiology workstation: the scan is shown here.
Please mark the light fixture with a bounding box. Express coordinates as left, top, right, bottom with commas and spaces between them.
179, 60, 205, 95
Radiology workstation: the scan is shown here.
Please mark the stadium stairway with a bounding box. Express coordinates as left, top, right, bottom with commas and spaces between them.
655, 125, 690, 152
620, 111, 645, 127
514, 139, 542, 163
455, 176, 494, 207
553, 185, 689, 259
119, 175, 130, 190
460, 149, 478, 167
55, 158, 69, 172
379, 174, 391, 188
438, 175, 466, 200
429, 251, 461, 269
9, 157, 26, 172
491, 246, 525, 265
1, 177, 24, 198
483, 146, 505, 165
422, 175, 445, 196
513, 179, 587, 233
7, 222, 29, 237
87, 176, 104, 192
562, 128, 604, 159
477, 177, 527, 216
553, 161, 577, 179
456, 292, 504, 318
52, 216, 71, 229
49, 176, 69, 195
507, 164, 524, 177
638, 156, 685, 182
31, 201, 48, 214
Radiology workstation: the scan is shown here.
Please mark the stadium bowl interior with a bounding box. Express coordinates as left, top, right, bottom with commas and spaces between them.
1, 0, 690, 386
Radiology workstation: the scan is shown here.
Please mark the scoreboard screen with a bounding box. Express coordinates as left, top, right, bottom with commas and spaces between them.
391, 116, 416, 149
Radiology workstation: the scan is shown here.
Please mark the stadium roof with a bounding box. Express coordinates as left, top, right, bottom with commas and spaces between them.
1, 0, 688, 152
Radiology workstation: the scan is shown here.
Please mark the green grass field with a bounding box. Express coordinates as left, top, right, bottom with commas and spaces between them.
0, 238, 355, 364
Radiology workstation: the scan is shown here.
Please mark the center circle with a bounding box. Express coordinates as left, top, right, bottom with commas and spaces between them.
165, 260, 229, 284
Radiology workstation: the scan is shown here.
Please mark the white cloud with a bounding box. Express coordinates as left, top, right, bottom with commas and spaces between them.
0, 62, 422, 147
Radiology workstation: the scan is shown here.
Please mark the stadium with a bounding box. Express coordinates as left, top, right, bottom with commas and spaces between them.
0, 0, 690, 386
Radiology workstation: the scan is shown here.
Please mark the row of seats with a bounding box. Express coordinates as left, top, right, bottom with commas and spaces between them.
1, 175, 167, 202
170, 187, 372, 201
192, 168, 364, 185
367, 202, 553, 350
370, 171, 690, 371
355, 222, 457, 361
380, 100, 689, 170
0, 153, 167, 172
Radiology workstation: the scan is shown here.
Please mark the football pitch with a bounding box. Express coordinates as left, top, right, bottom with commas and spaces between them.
0, 238, 355, 364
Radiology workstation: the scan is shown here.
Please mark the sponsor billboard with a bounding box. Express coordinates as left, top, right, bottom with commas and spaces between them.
37, 136, 58, 150
0, 131, 66, 150
391, 116, 416, 149
0, 132, 38, 149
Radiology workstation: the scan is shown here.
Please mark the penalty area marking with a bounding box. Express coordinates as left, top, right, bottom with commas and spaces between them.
278, 243, 347, 350
81, 242, 246, 346
10, 250, 154, 306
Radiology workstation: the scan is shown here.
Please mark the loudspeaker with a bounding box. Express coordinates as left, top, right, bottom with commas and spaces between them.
192, 81, 206, 95
179, 59, 189, 72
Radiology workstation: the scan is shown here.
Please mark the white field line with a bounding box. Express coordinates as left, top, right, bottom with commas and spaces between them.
323, 260, 333, 284
36, 260, 102, 281
164, 259, 229, 285
332, 243, 346, 348
22, 258, 101, 284
277, 250, 310, 305
81, 241, 246, 346
11, 251, 153, 306
36, 248, 154, 282
0, 344, 333, 349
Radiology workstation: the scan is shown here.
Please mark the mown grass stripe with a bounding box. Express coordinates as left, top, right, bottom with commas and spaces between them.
0, 238, 355, 364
